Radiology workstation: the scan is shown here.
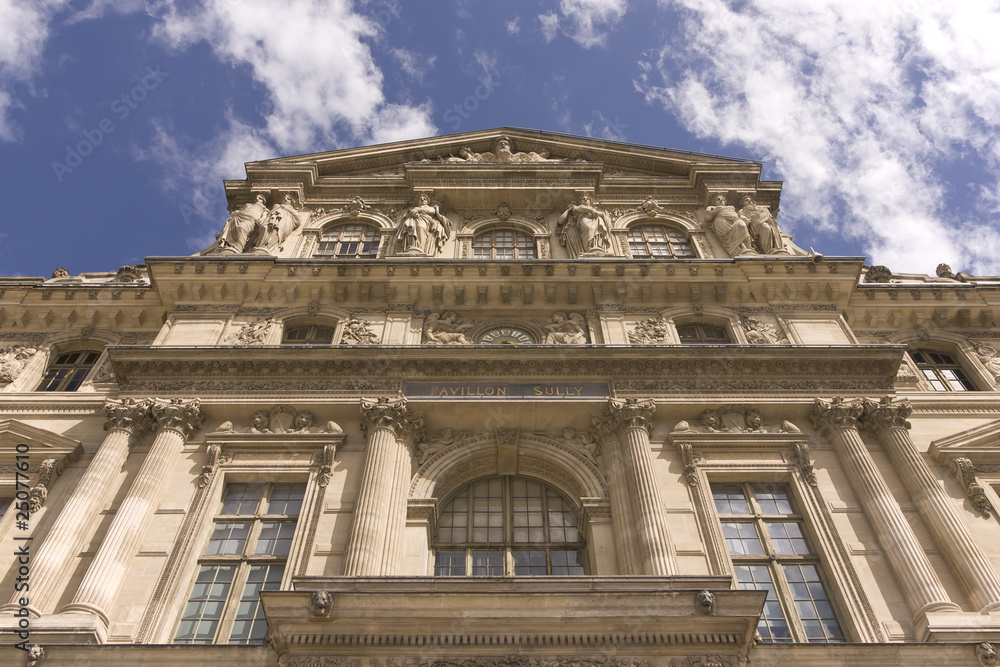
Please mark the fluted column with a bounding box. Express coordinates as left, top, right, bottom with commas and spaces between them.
592, 398, 676, 576
2, 399, 150, 616
810, 397, 958, 620
343, 397, 423, 576
62, 398, 203, 625
864, 397, 1000, 613
590, 417, 640, 574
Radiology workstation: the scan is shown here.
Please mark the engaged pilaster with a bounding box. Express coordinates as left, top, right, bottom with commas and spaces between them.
3, 398, 151, 617
62, 398, 203, 627
592, 398, 676, 576
863, 397, 1000, 613
810, 397, 958, 621
343, 397, 424, 576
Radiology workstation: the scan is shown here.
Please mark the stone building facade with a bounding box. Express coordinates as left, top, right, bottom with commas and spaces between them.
0, 128, 999, 666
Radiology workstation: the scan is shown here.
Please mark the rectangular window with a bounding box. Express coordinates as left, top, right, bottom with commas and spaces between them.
174, 481, 305, 645
711, 482, 845, 643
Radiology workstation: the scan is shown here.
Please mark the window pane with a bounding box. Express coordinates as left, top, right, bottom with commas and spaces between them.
782, 564, 844, 642
753, 483, 796, 515
174, 565, 236, 644
734, 564, 792, 643
266, 483, 305, 516
550, 550, 585, 575
713, 484, 750, 515
205, 522, 251, 556
767, 521, 812, 556
513, 549, 547, 576
434, 550, 466, 576
471, 550, 504, 576
254, 521, 296, 556
228, 564, 285, 645
221, 483, 263, 515
722, 521, 764, 555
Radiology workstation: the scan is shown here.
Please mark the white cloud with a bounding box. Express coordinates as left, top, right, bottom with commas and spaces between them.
506, 17, 520, 35
390, 48, 436, 83
538, 0, 627, 49
636, 0, 1000, 274
144, 0, 436, 247
582, 111, 628, 142
0, 0, 69, 141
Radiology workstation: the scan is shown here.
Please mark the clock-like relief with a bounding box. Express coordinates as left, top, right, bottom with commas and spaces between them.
477, 327, 535, 345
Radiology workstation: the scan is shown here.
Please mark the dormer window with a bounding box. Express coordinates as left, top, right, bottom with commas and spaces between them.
627, 224, 694, 259
315, 223, 380, 258
473, 230, 535, 260
36, 350, 101, 392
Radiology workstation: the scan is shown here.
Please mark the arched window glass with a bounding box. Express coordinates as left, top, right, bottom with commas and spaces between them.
282, 324, 335, 345
315, 223, 380, 258
473, 230, 536, 260
36, 350, 101, 392
677, 323, 731, 344
627, 224, 694, 258
910, 350, 974, 391
434, 477, 585, 576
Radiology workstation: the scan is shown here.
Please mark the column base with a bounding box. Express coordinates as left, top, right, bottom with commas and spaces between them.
917, 609, 1000, 642
0, 610, 108, 645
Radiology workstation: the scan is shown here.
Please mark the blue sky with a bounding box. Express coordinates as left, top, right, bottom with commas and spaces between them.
2, 0, 1000, 277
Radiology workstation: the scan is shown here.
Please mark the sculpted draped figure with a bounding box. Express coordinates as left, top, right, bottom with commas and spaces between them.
556, 193, 612, 257
738, 194, 785, 254
217, 193, 269, 253
250, 194, 305, 254
703, 193, 754, 256
396, 193, 451, 255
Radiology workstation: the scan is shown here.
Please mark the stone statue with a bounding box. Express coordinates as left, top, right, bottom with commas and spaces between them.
704, 194, 753, 256
417, 428, 467, 463
556, 193, 612, 256
51, 267, 70, 279
738, 194, 785, 254
250, 201, 301, 254
450, 137, 562, 163
544, 312, 587, 344
559, 427, 599, 461
217, 192, 269, 253
423, 312, 472, 345
0, 345, 38, 383
396, 193, 451, 255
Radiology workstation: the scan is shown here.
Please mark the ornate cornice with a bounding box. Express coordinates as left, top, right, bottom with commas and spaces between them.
809, 396, 865, 436
591, 398, 655, 440
149, 397, 204, 439
862, 396, 912, 435
102, 398, 151, 437
359, 396, 424, 443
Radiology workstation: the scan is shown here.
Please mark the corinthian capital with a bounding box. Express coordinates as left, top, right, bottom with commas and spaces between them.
809, 397, 864, 436
360, 396, 424, 443
862, 396, 912, 435
591, 398, 656, 440
103, 397, 151, 436
150, 398, 204, 439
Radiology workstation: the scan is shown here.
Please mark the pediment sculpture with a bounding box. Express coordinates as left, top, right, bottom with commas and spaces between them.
556, 193, 613, 257
436, 135, 564, 163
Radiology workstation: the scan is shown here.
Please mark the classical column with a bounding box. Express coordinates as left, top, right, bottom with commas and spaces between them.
810, 397, 958, 620
590, 414, 640, 575
62, 398, 203, 625
2, 398, 150, 616
343, 397, 423, 576
864, 397, 1000, 613
592, 398, 676, 576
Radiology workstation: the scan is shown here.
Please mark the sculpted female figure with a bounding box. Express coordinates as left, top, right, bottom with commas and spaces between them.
397, 193, 451, 255
738, 194, 784, 254
704, 193, 753, 256
218, 193, 269, 253
556, 193, 612, 256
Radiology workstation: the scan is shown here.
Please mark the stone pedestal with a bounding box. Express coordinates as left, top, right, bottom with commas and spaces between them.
864, 397, 1000, 613
811, 397, 958, 626
343, 397, 423, 576
592, 398, 676, 576
1, 399, 150, 617
61, 398, 203, 628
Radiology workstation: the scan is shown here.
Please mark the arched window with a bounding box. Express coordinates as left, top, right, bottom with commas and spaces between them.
627, 224, 694, 258
677, 323, 731, 344
36, 349, 102, 392
434, 476, 585, 576
315, 223, 380, 258
910, 350, 974, 391
473, 229, 536, 260
282, 324, 335, 345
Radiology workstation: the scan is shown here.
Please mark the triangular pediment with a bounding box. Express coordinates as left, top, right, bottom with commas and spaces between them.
929, 419, 1000, 465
